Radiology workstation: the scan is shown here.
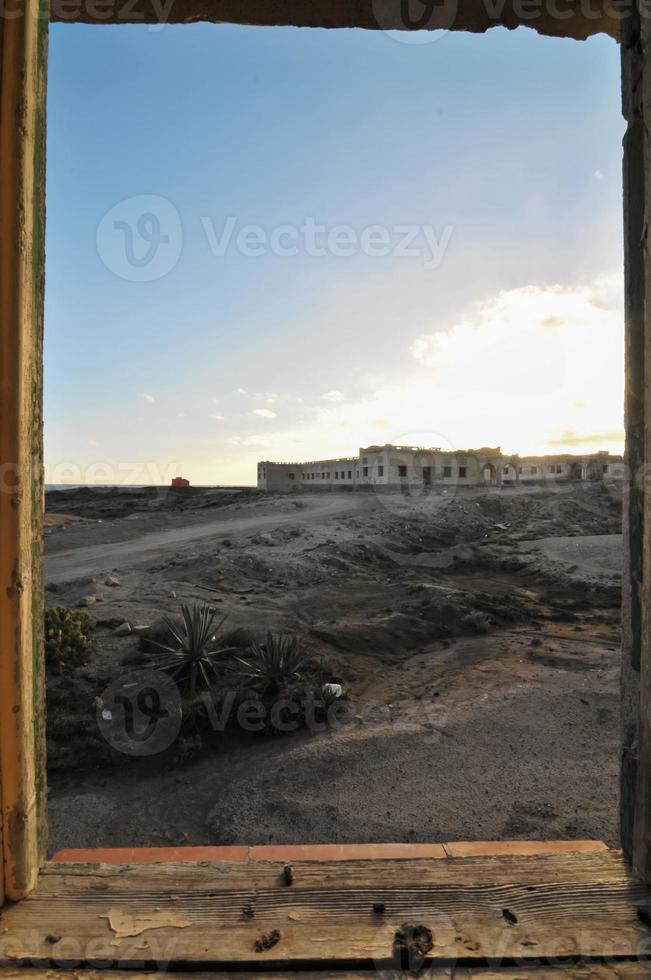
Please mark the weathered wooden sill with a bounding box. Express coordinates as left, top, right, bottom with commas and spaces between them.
0, 844, 650, 976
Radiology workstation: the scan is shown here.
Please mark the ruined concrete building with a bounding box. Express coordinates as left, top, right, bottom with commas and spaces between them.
257, 444, 624, 491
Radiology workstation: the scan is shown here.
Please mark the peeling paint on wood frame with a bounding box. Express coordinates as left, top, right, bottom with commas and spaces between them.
0, 0, 48, 900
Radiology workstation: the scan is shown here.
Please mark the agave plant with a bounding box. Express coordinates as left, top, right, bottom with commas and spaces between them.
235, 632, 306, 696
153, 603, 234, 699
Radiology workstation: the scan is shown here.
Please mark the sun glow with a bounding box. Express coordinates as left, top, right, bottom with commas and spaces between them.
206, 272, 624, 485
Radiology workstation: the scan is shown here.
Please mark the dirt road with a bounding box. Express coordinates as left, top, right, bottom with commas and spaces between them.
45, 493, 373, 584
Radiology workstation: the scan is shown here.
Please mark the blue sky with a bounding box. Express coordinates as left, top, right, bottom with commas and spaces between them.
45, 22, 624, 486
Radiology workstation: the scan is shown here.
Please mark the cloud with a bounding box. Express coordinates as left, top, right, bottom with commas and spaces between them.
235, 387, 281, 405
141, 393, 155, 404
546, 428, 625, 447
594, 169, 605, 181
88, 439, 99, 447
410, 278, 622, 394
321, 390, 346, 403
251, 272, 624, 460
411, 283, 600, 374
252, 408, 277, 419
540, 315, 563, 329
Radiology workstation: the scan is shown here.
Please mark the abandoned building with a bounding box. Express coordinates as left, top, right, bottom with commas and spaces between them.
257, 444, 625, 491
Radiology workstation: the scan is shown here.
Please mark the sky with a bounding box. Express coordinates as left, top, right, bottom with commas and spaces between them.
44, 22, 625, 486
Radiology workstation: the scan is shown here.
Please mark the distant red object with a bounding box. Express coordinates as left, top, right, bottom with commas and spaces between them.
171, 477, 190, 488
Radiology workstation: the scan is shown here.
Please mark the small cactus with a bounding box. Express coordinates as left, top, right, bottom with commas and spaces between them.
45, 606, 94, 672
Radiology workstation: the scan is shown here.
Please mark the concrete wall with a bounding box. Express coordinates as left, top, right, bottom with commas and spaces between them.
300, 457, 358, 486
355, 445, 503, 488
258, 446, 624, 491
517, 457, 577, 482
257, 462, 302, 491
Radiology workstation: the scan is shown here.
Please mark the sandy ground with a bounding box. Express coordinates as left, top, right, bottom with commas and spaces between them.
527, 533, 622, 578
44, 482, 623, 851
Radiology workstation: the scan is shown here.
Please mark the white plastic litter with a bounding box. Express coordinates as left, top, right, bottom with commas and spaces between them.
322, 683, 343, 700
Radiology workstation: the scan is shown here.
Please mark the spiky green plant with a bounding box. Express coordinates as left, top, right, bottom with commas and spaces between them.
45, 606, 94, 672
153, 604, 235, 699
235, 633, 306, 695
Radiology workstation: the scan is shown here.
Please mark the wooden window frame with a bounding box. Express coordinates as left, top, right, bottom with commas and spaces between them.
0, 0, 647, 930
0, 0, 47, 903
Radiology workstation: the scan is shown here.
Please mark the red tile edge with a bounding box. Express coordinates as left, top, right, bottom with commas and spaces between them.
51, 840, 608, 865
248, 843, 448, 861
51, 846, 250, 864
443, 840, 608, 857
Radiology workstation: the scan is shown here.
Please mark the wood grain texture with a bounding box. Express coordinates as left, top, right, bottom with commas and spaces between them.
47, 0, 620, 40
620, 0, 645, 866
1, 966, 651, 979
50, 841, 607, 865
0, 852, 650, 968
633, 0, 651, 884
0, 0, 48, 901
